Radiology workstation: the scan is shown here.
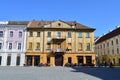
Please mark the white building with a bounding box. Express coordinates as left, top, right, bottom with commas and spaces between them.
95, 26, 120, 66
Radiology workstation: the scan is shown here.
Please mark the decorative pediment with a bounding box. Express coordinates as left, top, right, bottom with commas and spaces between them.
44, 20, 72, 28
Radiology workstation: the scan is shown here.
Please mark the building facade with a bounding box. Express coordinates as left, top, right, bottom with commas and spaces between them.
95, 26, 120, 66
0, 21, 27, 66
26, 20, 96, 66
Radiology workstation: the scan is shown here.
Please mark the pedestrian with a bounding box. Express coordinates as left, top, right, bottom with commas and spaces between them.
110, 62, 113, 68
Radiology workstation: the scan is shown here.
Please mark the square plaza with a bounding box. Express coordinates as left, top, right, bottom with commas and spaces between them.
0, 66, 120, 80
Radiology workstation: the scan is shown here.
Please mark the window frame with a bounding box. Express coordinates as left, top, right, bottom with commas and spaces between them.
86, 32, 90, 38
68, 32, 71, 38
19, 31, 22, 38
86, 43, 90, 51
29, 31, 33, 37
29, 42, 32, 50
0, 43, 2, 50
36, 42, 40, 50
18, 43, 22, 50
0, 31, 3, 37
37, 32, 40, 37
10, 31, 13, 37
47, 32, 51, 37
78, 32, 82, 38
58, 32, 61, 37
78, 43, 83, 51
8, 43, 12, 50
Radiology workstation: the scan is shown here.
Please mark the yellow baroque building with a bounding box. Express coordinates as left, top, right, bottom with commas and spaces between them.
26, 20, 96, 66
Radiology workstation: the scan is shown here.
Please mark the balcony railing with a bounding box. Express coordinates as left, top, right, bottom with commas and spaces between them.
51, 35, 66, 39
52, 48, 66, 52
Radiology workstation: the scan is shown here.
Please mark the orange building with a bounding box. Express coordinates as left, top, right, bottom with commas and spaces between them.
26, 20, 96, 66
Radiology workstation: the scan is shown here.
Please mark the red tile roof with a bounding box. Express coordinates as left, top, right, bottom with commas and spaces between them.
95, 27, 120, 44
8, 21, 29, 25
27, 20, 95, 30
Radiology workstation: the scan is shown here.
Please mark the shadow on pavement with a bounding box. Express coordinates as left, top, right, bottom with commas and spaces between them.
71, 67, 120, 80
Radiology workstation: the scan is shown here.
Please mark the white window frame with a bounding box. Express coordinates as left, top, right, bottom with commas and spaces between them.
0, 42, 3, 50
19, 31, 22, 38
17, 42, 22, 50
8, 42, 12, 50
0, 31, 3, 37
10, 31, 13, 37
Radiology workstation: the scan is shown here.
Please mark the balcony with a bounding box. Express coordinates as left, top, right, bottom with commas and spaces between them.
52, 35, 66, 39
50, 35, 66, 43
52, 48, 66, 53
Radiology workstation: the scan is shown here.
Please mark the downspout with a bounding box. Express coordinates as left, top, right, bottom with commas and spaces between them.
42, 27, 45, 63
75, 27, 76, 53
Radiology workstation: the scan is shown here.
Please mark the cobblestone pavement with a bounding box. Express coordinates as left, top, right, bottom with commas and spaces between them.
0, 66, 120, 80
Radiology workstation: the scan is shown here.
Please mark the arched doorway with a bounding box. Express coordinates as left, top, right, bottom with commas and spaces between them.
55, 54, 63, 66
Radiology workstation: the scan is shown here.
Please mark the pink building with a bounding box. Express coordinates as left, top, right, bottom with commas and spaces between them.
0, 21, 28, 66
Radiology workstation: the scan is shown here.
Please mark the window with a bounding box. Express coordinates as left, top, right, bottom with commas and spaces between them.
19, 32, 22, 37
103, 44, 105, 48
86, 32, 90, 38
0, 31, 3, 37
48, 32, 51, 37
58, 23, 61, 26
29, 32, 33, 37
58, 32, 61, 37
18, 43, 21, 50
116, 39, 118, 44
68, 32, 71, 38
47, 43, 51, 50
86, 43, 90, 51
78, 32, 82, 38
0, 56, 2, 65
67, 43, 72, 51
108, 50, 109, 54
107, 42, 109, 47
10, 31, 13, 37
29, 42, 32, 50
0, 43, 2, 50
117, 48, 119, 54
37, 32, 40, 37
112, 49, 114, 54
36, 43, 40, 50
78, 43, 82, 51
111, 40, 113, 46
9, 43, 12, 50
100, 45, 102, 49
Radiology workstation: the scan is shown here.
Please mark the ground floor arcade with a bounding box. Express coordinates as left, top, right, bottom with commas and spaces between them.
26, 52, 96, 66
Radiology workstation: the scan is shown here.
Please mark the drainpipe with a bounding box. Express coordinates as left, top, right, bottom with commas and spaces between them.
42, 27, 45, 63
75, 28, 76, 53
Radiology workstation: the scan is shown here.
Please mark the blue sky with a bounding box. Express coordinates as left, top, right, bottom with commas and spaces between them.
0, 0, 120, 36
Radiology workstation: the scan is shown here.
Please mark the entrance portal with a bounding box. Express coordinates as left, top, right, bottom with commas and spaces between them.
34, 56, 40, 66
27, 56, 32, 66
86, 56, 92, 64
55, 54, 63, 66
77, 56, 83, 64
